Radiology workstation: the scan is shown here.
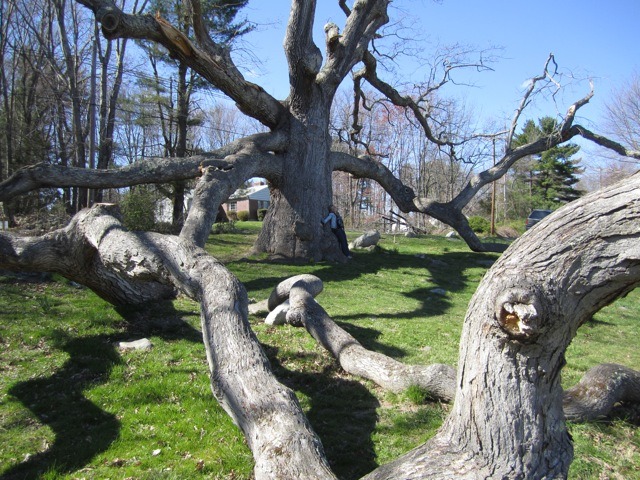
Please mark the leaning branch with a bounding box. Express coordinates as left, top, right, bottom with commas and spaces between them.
331, 150, 505, 252
317, 0, 390, 91
572, 125, 640, 159
75, 0, 286, 128
181, 146, 283, 247
1, 204, 337, 479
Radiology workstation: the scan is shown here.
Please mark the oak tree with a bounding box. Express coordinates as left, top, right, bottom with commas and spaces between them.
1, 1, 639, 478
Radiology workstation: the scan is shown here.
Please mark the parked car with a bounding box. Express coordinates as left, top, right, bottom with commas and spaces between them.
525, 209, 553, 230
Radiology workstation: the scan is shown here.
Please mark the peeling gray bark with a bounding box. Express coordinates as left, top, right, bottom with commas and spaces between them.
363, 172, 640, 479
1, 174, 639, 480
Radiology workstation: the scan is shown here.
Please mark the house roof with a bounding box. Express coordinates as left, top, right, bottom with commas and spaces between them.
229, 184, 270, 202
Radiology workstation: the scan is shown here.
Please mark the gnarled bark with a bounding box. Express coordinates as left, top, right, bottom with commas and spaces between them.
0, 204, 336, 480
272, 274, 456, 401
1, 172, 639, 480
2, 1, 640, 477
362, 171, 640, 479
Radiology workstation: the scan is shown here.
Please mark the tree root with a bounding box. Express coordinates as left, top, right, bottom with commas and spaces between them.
563, 363, 640, 421
267, 275, 640, 422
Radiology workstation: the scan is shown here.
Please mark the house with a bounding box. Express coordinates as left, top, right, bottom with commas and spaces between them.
221, 183, 271, 220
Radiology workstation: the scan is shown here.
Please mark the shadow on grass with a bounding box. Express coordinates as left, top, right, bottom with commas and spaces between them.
2, 300, 202, 480
3, 335, 121, 480
263, 344, 380, 480
240, 247, 491, 324
335, 322, 408, 359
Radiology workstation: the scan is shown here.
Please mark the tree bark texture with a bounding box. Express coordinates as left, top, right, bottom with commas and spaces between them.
7, 1, 639, 256
2, 1, 640, 477
269, 274, 456, 401
362, 172, 640, 479
0, 204, 337, 479
1, 176, 639, 479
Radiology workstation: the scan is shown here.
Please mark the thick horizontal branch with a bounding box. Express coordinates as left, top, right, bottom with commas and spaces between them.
331, 150, 506, 252
0, 205, 176, 305
563, 363, 640, 422
330, 150, 415, 211
0, 133, 286, 202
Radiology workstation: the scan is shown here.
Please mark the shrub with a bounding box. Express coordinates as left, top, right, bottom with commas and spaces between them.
468, 215, 490, 234
237, 210, 250, 221
227, 211, 238, 222
212, 220, 237, 234
120, 187, 157, 231
257, 209, 268, 221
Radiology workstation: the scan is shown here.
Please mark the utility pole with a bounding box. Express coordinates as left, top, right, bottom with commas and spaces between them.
490, 138, 496, 236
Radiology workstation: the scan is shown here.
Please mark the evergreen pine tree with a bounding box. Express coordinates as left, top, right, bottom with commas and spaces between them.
513, 117, 584, 209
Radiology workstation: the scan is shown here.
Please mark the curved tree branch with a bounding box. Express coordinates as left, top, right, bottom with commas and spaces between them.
267, 275, 456, 401
364, 172, 640, 478
76, 0, 287, 128
331, 150, 505, 252
316, 0, 390, 91
0, 204, 337, 479
181, 146, 284, 246
564, 363, 640, 422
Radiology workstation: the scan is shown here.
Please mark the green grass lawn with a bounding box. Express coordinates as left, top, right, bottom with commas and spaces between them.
1, 221, 638, 479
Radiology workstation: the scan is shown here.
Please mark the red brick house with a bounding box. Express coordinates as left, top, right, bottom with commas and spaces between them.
222, 184, 271, 220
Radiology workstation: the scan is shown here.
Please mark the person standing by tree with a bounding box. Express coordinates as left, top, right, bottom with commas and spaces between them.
322, 205, 351, 259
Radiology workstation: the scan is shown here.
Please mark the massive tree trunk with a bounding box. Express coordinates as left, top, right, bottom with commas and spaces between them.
2, 169, 638, 480
361, 172, 640, 479
255, 96, 337, 261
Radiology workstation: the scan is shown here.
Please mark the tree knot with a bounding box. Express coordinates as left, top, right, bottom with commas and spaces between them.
495, 287, 544, 342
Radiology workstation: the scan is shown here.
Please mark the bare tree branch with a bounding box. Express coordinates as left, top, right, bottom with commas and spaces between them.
564, 363, 640, 422
268, 275, 457, 401
316, 0, 390, 90
76, 0, 287, 128
0, 132, 286, 202
283, 0, 323, 97
572, 125, 640, 159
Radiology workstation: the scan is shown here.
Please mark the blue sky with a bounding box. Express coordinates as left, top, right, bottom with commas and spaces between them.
238, 1, 639, 136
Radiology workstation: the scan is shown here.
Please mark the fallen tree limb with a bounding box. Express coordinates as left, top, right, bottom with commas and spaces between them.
563, 363, 640, 422
265, 274, 640, 422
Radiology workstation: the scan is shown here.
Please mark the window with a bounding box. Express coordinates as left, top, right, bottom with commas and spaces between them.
228, 202, 237, 212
